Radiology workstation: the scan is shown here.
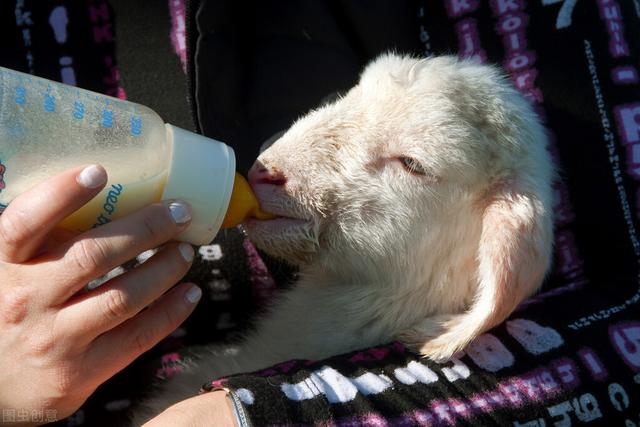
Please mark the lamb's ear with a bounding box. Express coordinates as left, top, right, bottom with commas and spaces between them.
402, 181, 553, 361
474, 182, 553, 326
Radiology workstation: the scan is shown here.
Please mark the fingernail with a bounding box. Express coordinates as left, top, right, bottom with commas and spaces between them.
168, 201, 191, 224
178, 243, 194, 263
77, 165, 107, 189
185, 285, 202, 304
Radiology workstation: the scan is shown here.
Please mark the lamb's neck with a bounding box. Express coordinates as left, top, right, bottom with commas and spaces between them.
239, 251, 474, 363
300, 229, 479, 314
302, 248, 461, 290
299, 260, 402, 289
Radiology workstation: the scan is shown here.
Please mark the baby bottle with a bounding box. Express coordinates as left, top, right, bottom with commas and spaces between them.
0, 66, 274, 245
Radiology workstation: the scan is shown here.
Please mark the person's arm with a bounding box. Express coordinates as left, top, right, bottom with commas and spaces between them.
0, 164, 201, 424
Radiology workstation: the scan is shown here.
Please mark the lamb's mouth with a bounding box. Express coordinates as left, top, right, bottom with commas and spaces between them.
243, 216, 313, 232
242, 203, 318, 242
242, 192, 318, 240
242, 215, 319, 264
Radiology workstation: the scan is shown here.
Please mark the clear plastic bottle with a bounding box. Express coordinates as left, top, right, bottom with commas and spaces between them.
0, 66, 273, 245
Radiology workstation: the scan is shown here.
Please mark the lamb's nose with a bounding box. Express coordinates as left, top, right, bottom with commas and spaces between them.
248, 163, 287, 186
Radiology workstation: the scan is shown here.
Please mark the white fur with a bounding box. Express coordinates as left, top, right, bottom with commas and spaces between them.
134, 54, 553, 421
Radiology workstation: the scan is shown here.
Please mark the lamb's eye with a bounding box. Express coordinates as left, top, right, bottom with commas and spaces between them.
399, 156, 428, 176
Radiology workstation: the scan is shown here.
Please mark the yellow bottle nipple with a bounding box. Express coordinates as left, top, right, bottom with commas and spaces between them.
221, 173, 277, 228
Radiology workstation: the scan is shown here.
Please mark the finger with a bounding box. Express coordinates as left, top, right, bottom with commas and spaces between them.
87, 282, 202, 385
30, 227, 82, 258
0, 164, 107, 263
40, 200, 192, 303
60, 242, 195, 342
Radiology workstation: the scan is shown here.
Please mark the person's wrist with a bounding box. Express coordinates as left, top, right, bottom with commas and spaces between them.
226, 390, 246, 427
142, 391, 236, 426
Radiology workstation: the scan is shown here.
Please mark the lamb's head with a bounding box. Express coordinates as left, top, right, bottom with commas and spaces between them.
244, 54, 553, 306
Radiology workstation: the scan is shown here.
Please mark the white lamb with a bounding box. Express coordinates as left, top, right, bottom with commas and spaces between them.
138, 53, 553, 419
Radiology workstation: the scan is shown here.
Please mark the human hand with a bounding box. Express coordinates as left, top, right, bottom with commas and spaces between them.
0, 165, 202, 424
143, 391, 236, 427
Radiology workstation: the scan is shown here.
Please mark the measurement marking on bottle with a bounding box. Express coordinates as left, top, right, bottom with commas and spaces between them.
43, 93, 56, 112
130, 115, 142, 136
102, 109, 113, 128
73, 101, 85, 120
14, 86, 26, 105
